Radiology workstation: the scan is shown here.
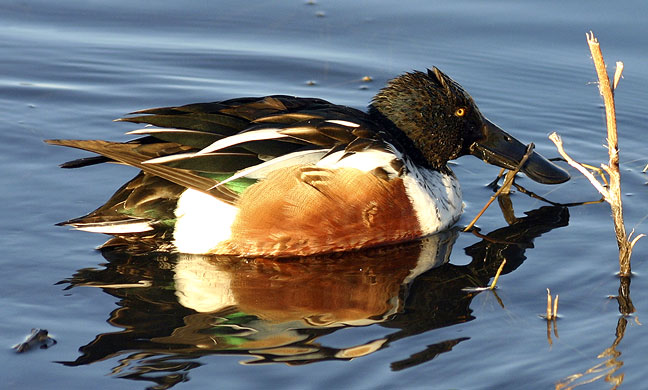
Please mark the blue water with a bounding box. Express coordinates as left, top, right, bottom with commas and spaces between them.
2, 1, 648, 389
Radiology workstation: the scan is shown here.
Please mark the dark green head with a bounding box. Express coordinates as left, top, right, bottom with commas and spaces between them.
370, 67, 569, 184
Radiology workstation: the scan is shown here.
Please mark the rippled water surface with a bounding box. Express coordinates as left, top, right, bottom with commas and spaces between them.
2, 1, 648, 389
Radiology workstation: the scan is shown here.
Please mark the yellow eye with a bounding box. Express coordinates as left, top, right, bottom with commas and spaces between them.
455, 108, 466, 117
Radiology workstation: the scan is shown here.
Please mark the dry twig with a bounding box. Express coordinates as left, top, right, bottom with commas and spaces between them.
549, 133, 608, 197
586, 32, 642, 276
464, 144, 535, 231
461, 259, 507, 292
489, 260, 507, 290
550, 32, 643, 276
544, 288, 559, 321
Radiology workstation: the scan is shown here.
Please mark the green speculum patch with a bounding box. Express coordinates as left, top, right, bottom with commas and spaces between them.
200, 173, 258, 195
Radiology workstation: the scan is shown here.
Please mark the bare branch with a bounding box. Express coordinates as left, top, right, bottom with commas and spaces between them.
549, 132, 609, 199
586, 31, 633, 276
613, 61, 624, 92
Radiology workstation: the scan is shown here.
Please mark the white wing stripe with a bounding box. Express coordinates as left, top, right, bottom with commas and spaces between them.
143, 152, 197, 164
126, 128, 213, 136
73, 221, 154, 234
196, 129, 288, 156
324, 120, 361, 128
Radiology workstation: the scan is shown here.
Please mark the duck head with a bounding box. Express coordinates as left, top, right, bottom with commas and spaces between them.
370, 67, 569, 184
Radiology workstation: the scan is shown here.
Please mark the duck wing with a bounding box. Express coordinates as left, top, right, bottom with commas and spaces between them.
54, 172, 184, 235
47, 95, 391, 205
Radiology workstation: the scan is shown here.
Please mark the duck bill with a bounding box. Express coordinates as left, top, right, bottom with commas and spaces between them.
469, 118, 570, 184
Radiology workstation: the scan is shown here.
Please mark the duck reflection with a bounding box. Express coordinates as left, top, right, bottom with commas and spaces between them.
59, 205, 568, 388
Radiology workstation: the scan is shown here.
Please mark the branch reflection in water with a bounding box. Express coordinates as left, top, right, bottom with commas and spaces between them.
555, 276, 636, 390
58, 205, 569, 389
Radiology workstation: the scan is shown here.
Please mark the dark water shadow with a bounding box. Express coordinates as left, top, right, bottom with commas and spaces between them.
57, 205, 569, 389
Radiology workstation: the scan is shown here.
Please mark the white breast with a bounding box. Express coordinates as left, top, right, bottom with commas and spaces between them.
401, 160, 463, 235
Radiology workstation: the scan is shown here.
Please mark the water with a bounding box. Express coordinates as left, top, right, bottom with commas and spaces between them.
2, 1, 648, 389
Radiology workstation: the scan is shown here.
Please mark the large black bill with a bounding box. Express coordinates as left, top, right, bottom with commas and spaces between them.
469, 118, 570, 184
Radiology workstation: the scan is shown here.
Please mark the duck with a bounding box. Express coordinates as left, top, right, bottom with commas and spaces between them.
46, 67, 569, 257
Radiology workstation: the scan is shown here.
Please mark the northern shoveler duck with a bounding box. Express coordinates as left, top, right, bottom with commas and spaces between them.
47, 67, 569, 257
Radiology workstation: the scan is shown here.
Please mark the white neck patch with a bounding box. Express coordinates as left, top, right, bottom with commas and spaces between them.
401, 160, 463, 235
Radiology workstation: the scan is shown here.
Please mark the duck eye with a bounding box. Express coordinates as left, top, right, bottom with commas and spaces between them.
454, 107, 466, 117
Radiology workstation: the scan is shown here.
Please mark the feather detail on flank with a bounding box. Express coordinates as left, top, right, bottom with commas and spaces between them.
211, 165, 424, 257
319, 145, 463, 238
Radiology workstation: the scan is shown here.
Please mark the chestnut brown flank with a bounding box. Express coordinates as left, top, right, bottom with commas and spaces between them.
213, 166, 422, 256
